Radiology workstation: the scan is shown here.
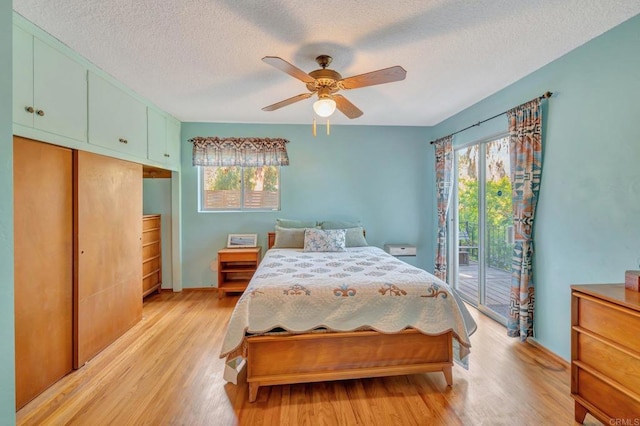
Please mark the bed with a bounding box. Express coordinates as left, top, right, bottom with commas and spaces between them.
220, 230, 477, 402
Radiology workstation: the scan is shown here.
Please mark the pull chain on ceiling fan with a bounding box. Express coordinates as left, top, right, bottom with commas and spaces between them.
261, 55, 407, 122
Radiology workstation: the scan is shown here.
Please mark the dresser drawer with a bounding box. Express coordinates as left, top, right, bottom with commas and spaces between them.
219, 251, 258, 262
577, 332, 640, 391
143, 216, 161, 230
576, 368, 640, 420
143, 272, 160, 292
142, 230, 160, 245
576, 295, 640, 353
142, 243, 157, 259
143, 256, 160, 275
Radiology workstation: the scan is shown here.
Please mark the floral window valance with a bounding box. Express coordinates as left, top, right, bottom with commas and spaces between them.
189, 136, 290, 167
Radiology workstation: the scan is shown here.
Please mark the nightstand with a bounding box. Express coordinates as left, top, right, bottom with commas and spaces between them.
384, 244, 417, 256
217, 247, 261, 299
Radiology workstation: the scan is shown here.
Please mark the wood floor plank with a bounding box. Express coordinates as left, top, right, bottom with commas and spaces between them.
16, 290, 604, 425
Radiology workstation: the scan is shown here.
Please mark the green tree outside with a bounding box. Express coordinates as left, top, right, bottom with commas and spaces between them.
458, 175, 514, 271
205, 166, 240, 190
205, 166, 278, 191
242, 166, 279, 191
203, 166, 280, 210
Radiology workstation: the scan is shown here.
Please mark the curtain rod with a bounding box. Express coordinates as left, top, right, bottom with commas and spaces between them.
429, 91, 553, 145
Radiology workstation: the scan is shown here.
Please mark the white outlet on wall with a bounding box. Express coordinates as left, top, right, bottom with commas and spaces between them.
210, 258, 218, 271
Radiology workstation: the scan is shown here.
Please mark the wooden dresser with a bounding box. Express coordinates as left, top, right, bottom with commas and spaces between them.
571, 284, 640, 423
142, 214, 162, 297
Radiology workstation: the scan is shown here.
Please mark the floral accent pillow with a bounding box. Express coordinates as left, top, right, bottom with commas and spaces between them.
303, 228, 346, 252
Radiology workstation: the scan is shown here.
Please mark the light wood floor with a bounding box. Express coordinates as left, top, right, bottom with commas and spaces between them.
17, 290, 602, 426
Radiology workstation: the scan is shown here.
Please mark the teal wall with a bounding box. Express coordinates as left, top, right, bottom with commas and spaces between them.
0, 0, 16, 422
143, 179, 174, 289
180, 123, 434, 287
432, 13, 640, 360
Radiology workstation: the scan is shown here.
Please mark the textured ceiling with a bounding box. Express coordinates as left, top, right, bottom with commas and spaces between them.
13, 1, 640, 126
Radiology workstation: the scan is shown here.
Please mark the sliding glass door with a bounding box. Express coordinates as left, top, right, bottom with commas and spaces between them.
451, 136, 513, 323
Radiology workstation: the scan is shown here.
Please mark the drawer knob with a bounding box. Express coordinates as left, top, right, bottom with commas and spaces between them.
118, 138, 128, 144
25, 106, 34, 113
164, 153, 170, 157
36, 109, 45, 116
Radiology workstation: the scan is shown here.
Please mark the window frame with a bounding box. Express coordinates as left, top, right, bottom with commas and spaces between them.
448, 132, 511, 326
197, 165, 281, 213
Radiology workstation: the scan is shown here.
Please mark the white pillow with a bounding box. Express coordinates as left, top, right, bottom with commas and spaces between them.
303, 228, 346, 252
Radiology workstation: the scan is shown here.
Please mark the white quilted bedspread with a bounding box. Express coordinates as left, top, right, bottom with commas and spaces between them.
220, 247, 477, 366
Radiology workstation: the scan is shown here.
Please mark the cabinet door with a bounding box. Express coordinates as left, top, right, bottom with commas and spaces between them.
14, 137, 73, 409
75, 151, 143, 367
147, 107, 167, 163
13, 25, 34, 128
165, 117, 181, 170
88, 72, 147, 158
148, 109, 180, 170
33, 38, 87, 142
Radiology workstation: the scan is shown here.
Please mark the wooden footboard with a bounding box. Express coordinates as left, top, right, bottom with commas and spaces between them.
246, 329, 453, 402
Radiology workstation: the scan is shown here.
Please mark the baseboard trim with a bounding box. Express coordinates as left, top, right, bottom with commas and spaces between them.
179, 287, 216, 292
158, 287, 218, 292
526, 337, 570, 370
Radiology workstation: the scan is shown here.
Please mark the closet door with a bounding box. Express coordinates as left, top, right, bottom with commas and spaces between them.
75, 151, 143, 367
14, 136, 73, 409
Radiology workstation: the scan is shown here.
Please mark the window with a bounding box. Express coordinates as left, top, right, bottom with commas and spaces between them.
199, 165, 280, 212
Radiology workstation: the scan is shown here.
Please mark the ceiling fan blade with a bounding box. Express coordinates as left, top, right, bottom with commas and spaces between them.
262, 56, 316, 84
262, 92, 314, 111
339, 66, 407, 90
333, 94, 363, 119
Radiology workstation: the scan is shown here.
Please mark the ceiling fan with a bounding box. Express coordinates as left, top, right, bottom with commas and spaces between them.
261, 55, 407, 119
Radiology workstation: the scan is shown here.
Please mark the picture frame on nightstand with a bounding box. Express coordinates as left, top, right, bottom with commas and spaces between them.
227, 233, 257, 248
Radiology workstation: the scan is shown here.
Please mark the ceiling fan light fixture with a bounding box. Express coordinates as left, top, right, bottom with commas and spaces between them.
313, 98, 336, 117
262, 55, 404, 119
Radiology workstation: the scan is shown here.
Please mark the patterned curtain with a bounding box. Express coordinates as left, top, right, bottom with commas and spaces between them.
189, 137, 290, 167
434, 135, 453, 281
507, 98, 543, 340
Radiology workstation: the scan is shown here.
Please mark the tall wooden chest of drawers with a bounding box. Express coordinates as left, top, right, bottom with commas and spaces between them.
571, 284, 640, 424
142, 214, 162, 297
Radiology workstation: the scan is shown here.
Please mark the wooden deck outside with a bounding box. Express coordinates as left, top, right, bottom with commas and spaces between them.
456, 261, 511, 318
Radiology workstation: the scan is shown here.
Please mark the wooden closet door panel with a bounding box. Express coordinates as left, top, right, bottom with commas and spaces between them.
75, 151, 142, 367
13, 136, 73, 409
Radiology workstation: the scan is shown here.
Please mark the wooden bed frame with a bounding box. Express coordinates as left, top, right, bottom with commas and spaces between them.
244, 233, 455, 402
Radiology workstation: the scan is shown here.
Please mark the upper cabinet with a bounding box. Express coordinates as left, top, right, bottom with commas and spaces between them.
88, 72, 147, 159
13, 15, 181, 170
165, 118, 181, 170
13, 25, 87, 143
147, 108, 181, 171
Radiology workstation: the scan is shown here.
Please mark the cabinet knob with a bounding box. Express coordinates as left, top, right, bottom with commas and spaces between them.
118, 138, 128, 144
36, 109, 45, 116
164, 154, 170, 157
25, 106, 34, 113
